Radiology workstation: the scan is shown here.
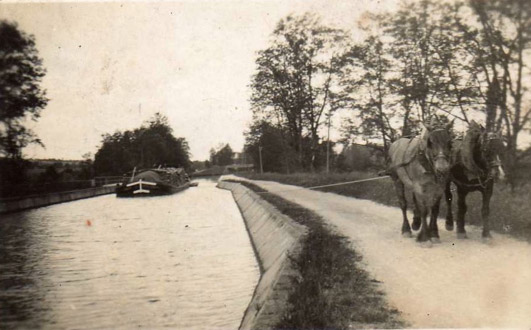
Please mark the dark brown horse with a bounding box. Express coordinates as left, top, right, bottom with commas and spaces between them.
444, 120, 505, 239
388, 119, 454, 242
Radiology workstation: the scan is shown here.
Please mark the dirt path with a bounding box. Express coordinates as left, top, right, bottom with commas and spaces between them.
224, 177, 531, 328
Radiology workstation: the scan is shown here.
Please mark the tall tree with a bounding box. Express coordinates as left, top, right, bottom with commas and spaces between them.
250, 13, 351, 170
464, 0, 531, 180
384, 0, 477, 133
341, 33, 398, 158
385, 0, 441, 130
342, 2, 476, 156
0, 21, 48, 159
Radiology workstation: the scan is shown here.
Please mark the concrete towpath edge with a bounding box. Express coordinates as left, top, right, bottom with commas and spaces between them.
217, 181, 307, 330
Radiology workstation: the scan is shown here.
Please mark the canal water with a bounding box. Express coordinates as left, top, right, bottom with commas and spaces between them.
0, 179, 259, 328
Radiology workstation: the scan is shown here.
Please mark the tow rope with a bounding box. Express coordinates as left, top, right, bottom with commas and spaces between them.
235, 175, 391, 195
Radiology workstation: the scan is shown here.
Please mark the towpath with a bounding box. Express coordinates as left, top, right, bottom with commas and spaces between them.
223, 176, 531, 328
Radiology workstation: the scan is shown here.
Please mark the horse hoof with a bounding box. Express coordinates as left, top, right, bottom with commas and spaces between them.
457, 232, 468, 239
445, 222, 454, 231
430, 237, 441, 244
418, 240, 433, 248
402, 231, 413, 238
482, 235, 494, 244
412, 218, 421, 231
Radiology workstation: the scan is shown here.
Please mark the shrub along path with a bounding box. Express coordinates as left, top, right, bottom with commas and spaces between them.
224, 175, 531, 328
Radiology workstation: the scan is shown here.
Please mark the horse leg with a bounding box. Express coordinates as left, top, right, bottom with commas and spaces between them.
456, 186, 468, 239
481, 182, 494, 239
429, 197, 441, 243
445, 181, 454, 231
416, 196, 430, 242
412, 194, 421, 231
393, 178, 412, 237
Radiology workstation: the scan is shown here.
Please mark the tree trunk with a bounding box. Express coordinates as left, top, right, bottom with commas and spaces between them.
485, 76, 500, 132
402, 103, 412, 136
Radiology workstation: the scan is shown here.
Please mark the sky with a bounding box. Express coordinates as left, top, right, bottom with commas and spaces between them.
0, 0, 395, 161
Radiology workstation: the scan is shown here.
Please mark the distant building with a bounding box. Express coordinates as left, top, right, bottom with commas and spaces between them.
339, 144, 385, 171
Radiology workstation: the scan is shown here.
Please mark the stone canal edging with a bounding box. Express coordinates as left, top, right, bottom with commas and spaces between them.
0, 186, 116, 214
217, 181, 307, 330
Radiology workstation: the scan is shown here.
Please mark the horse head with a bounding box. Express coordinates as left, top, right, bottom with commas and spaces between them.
420, 117, 454, 177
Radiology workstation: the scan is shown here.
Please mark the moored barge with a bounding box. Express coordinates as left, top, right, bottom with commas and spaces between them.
116, 167, 191, 197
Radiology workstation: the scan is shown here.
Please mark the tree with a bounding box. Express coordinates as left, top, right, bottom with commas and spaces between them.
341, 34, 398, 159
0, 21, 48, 159
209, 144, 234, 166
93, 113, 191, 175
209, 147, 217, 166
244, 120, 293, 173
383, 0, 475, 130
341, 1, 482, 161
338, 144, 381, 171
216, 144, 234, 166
136, 113, 190, 168
79, 152, 94, 179
462, 0, 531, 182
250, 13, 351, 170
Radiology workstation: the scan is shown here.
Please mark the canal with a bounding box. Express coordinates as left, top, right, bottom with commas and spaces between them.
0, 179, 260, 328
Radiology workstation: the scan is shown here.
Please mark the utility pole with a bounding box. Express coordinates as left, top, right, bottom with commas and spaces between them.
258, 145, 264, 174
326, 109, 331, 174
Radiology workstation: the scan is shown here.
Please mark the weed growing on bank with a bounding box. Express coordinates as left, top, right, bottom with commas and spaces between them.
240, 172, 531, 242
233, 180, 405, 329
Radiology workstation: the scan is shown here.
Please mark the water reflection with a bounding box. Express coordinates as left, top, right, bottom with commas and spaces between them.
0, 179, 259, 328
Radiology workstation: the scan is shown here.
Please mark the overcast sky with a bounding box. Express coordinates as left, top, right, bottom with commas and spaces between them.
0, 0, 396, 161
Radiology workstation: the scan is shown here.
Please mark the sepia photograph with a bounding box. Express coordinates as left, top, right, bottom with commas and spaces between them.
1, 0, 530, 328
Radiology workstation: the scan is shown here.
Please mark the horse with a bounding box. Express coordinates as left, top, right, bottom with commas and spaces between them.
388, 118, 454, 242
444, 120, 505, 239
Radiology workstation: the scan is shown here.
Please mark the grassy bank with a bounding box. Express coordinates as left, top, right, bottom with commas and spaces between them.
231, 180, 404, 329
240, 171, 531, 242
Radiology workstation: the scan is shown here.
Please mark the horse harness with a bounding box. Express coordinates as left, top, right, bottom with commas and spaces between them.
389, 129, 449, 183
451, 134, 503, 190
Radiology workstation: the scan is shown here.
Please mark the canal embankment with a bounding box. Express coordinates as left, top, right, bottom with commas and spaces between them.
0, 186, 116, 214
217, 180, 306, 329
219, 178, 404, 329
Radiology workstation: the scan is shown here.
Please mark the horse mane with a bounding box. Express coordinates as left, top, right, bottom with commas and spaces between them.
418, 116, 451, 152
460, 121, 484, 173
418, 126, 429, 152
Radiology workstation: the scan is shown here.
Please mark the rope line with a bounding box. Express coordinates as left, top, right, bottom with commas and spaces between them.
247, 175, 391, 194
